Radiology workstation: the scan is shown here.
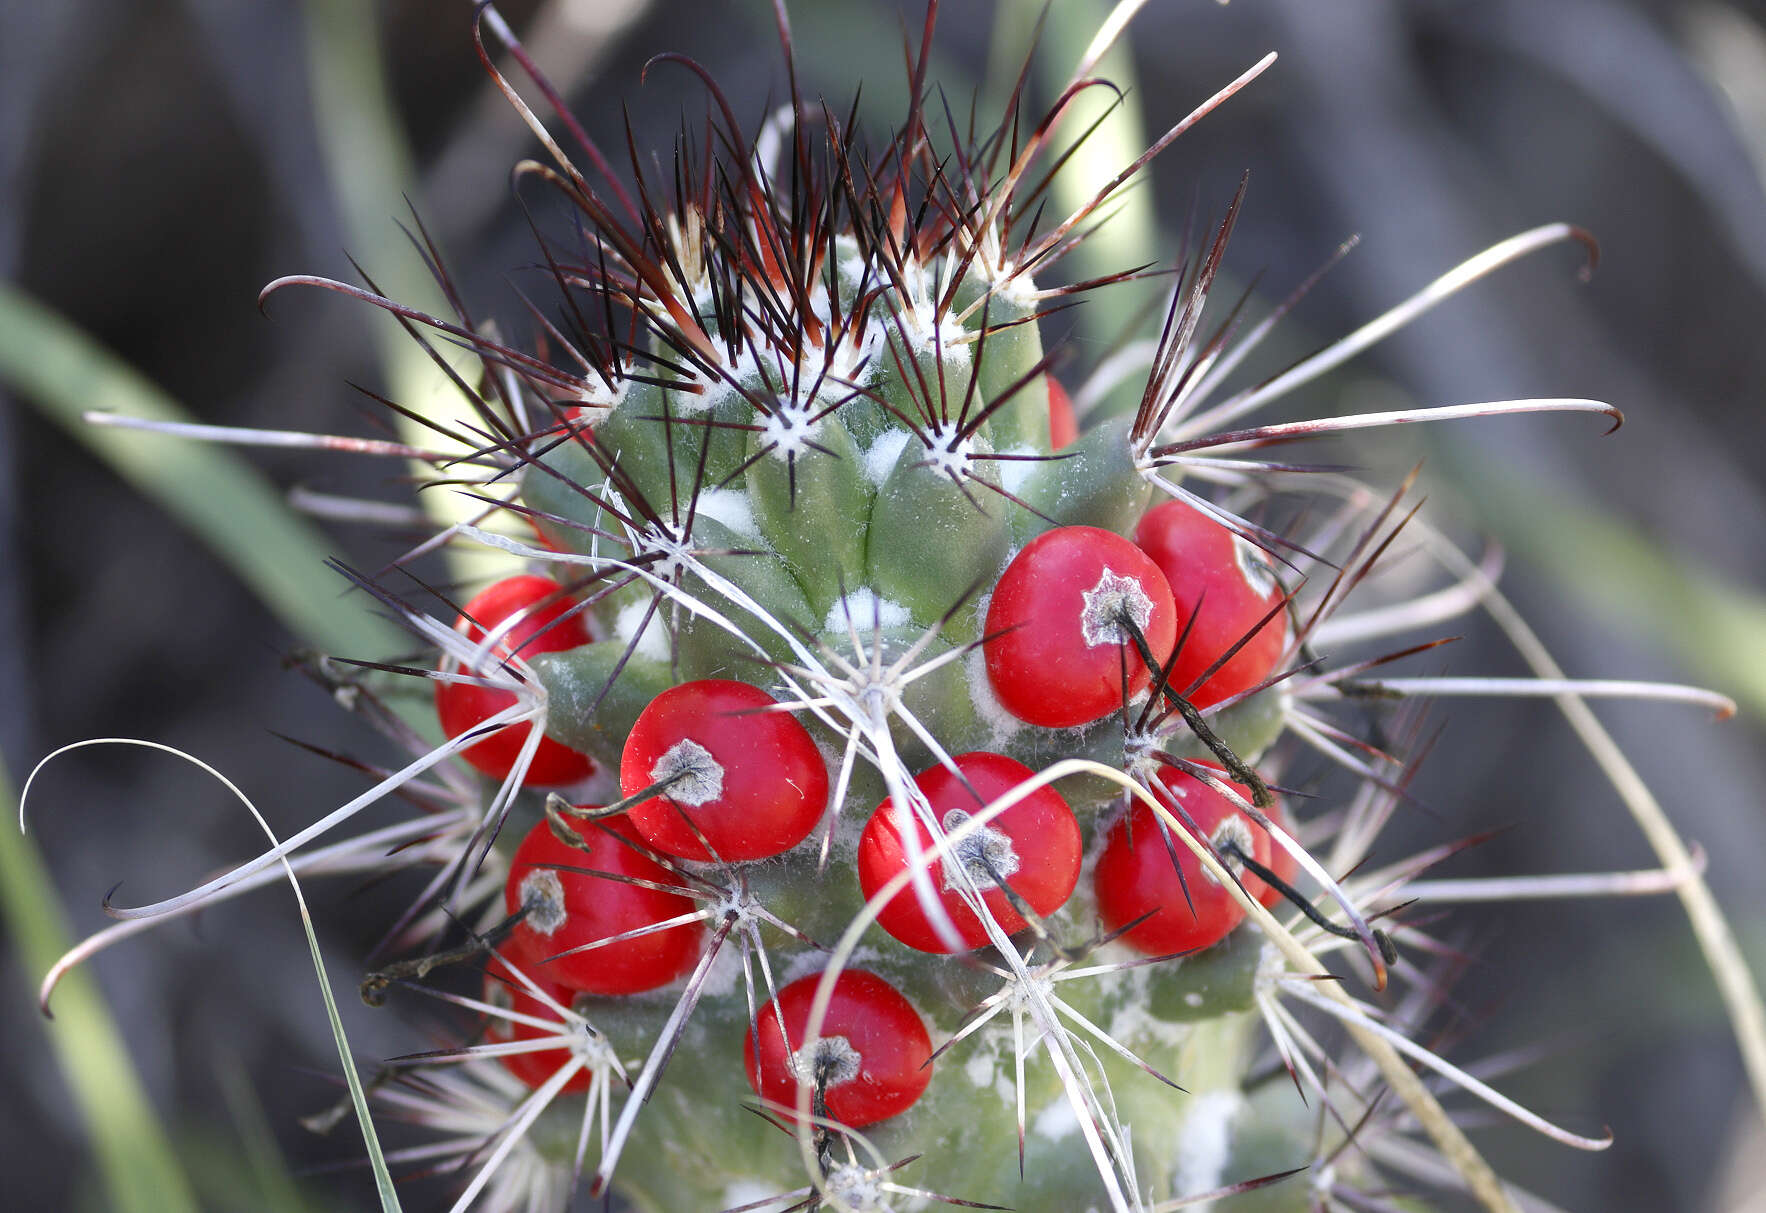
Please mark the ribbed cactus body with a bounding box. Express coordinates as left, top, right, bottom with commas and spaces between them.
39, 7, 1709, 1212
452, 160, 1335, 1206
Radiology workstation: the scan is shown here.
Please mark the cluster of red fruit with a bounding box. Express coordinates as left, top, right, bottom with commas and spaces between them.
442, 496, 1298, 1127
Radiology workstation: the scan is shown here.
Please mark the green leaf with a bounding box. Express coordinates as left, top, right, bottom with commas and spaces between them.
0, 761, 200, 1213
0, 285, 401, 659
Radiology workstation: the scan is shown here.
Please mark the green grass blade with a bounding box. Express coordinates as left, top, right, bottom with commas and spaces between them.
288, 838, 403, 1211
18, 741, 406, 1212
215, 1055, 324, 1213
1030, 0, 1161, 357
0, 761, 201, 1213
0, 285, 400, 658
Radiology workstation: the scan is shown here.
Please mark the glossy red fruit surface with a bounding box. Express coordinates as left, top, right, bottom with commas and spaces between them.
482, 964, 595, 1094
1132, 500, 1288, 709
620, 679, 829, 862
1095, 763, 1272, 955
983, 526, 1178, 728
744, 969, 933, 1127
857, 752, 1081, 952
504, 814, 703, 995
435, 574, 595, 786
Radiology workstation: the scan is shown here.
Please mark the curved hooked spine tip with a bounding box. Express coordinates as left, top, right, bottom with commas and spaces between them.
1601, 403, 1625, 435
1564, 223, 1601, 280
640, 53, 748, 167
256, 274, 319, 315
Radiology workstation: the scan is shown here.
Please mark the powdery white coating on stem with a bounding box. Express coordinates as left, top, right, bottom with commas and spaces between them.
1105, 963, 1201, 1055
695, 937, 747, 1000
650, 739, 724, 806
823, 588, 911, 636
722, 1180, 789, 1209
995, 444, 1041, 496
1033, 1094, 1081, 1141
613, 598, 670, 661
1080, 567, 1155, 647
1173, 1089, 1246, 1206
963, 1038, 1003, 1089
862, 429, 913, 487
962, 632, 1025, 748
691, 487, 760, 538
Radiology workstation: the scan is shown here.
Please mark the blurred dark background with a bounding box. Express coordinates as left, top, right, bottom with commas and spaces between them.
4, 1, 1766, 1209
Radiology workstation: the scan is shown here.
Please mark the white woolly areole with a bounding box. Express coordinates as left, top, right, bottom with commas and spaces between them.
1174, 1089, 1246, 1206
651, 738, 724, 806
563, 372, 626, 422
517, 868, 567, 935
759, 399, 822, 459
824, 588, 910, 635
786, 1035, 862, 1088
614, 599, 670, 662
681, 343, 760, 416
939, 808, 1019, 891
824, 1163, 887, 1212
895, 259, 972, 357
862, 428, 912, 487
818, 317, 881, 392
1232, 534, 1279, 598
995, 261, 1040, 306
921, 421, 976, 481
632, 523, 693, 584
1080, 567, 1155, 647
691, 487, 758, 537
905, 299, 970, 358
961, 224, 1039, 305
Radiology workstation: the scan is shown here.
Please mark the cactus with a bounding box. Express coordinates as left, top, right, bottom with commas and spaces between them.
29, 4, 1754, 1213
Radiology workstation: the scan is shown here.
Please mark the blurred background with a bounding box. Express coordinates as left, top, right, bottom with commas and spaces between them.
3, 1, 1765, 1209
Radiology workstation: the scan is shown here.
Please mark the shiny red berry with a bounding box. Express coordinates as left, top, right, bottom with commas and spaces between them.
504, 814, 703, 995
1132, 500, 1288, 709
621, 679, 829, 862
481, 964, 595, 1094
744, 969, 933, 1127
984, 526, 1178, 728
435, 574, 595, 786
1095, 763, 1272, 955
857, 752, 1081, 952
